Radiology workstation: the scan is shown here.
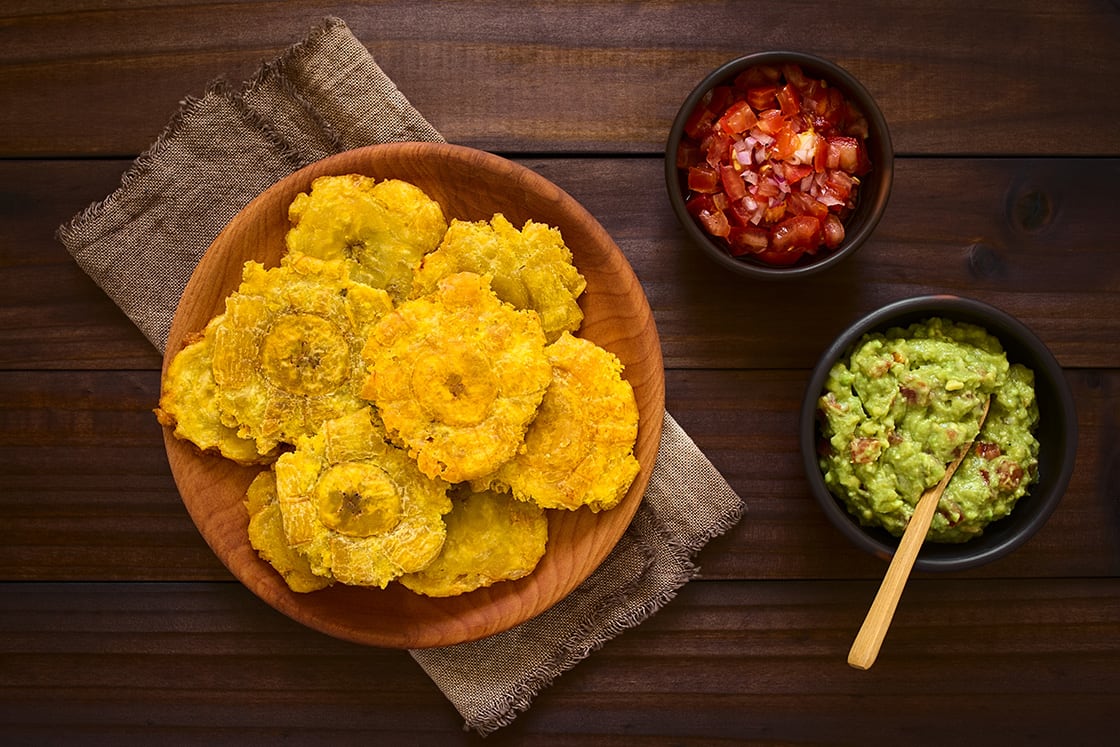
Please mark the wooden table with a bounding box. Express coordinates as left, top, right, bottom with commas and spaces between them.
3, 2, 1118, 743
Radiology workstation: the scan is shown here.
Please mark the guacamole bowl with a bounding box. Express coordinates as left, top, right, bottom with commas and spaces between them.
799, 295, 1077, 571
665, 51, 893, 279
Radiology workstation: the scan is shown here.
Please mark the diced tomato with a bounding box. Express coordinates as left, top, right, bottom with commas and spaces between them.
676, 141, 701, 169
786, 190, 828, 219
735, 65, 781, 90
697, 206, 731, 238
683, 104, 714, 141
776, 83, 801, 117
684, 193, 713, 219
755, 108, 786, 136
717, 100, 758, 136
707, 85, 733, 116
771, 215, 822, 254
727, 225, 770, 256
780, 63, 809, 89
754, 245, 804, 266
822, 214, 846, 249
687, 164, 720, 193
820, 169, 856, 203
772, 126, 799, 160
780, 162, 813, 184
746, 85, 780, 112
827, 136, 862, 172
703, 132, 734, 168
719, 165, 748, 201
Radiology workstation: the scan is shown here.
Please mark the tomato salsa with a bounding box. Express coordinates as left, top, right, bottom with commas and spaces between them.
676, 63, 872, 266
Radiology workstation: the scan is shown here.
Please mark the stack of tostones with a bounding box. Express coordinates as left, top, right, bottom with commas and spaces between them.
158, 175, 642, 599
411, 213, 586, 343
285, 175, 448, 301
361, 271, 552, 484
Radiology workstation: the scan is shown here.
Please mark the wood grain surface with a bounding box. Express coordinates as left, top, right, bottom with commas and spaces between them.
1, 1, 1118, 744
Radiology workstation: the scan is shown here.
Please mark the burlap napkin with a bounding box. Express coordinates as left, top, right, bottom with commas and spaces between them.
57, 17, 745, 736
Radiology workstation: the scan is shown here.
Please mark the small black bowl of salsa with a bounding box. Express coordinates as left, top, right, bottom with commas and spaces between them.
666, 51, 893, 278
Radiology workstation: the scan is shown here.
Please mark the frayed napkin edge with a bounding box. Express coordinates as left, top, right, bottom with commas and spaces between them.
464, 487, 747, 737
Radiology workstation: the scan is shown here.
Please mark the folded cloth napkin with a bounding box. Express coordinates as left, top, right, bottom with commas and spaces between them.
57, 17, 745, 736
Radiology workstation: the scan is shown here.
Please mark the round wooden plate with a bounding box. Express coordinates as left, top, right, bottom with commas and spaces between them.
162, 142, 665, 649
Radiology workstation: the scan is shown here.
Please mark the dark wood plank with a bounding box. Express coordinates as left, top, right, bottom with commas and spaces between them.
2, 579, 1116, 743
3, 367, 1115, 582
4, 156, 1119, 372
2, 2, 1119, 157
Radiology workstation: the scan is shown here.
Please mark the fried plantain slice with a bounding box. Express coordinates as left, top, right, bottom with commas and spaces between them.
210, 253, 393, 454
245, 467, 331, 593
411, 213, 586, 343
273, 407, 451, 588
285, 175, 448, 301
399, 485, 549, 597
486, 331, 640, 512
156, 314, 276, 465
362, 271, 552, 484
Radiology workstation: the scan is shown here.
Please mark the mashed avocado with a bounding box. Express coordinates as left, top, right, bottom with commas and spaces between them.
817, 317, 1040, 543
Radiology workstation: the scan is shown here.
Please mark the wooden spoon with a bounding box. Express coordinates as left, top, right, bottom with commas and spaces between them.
847, 397, 992, 670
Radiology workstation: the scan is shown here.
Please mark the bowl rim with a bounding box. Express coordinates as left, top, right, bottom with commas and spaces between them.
798, 294, 1078, 572
665, 50, 894, 278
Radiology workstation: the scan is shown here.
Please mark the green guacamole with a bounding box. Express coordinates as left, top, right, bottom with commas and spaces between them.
817, 318, 1040, 543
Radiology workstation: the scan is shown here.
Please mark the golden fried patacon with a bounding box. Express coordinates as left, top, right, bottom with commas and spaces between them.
411, 213, 586, 342
245, 468, 331, 593
210, 253, 393, 454
399, 486, 549, 597
489, 331, 640, 512
273, 407, 451, 588
285, 175, 448, 301
362, 271, 552, 484
155, 315, 274, 465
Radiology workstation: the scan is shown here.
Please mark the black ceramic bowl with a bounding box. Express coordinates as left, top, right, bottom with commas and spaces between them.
799, 295, 1077, 571
666, 51, 893, 278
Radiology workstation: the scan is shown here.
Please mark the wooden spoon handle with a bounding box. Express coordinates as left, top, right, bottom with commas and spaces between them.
847, 398, 991, 670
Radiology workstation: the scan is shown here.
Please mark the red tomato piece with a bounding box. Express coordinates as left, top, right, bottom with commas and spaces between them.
717, 100, 758, 136
719, 165, 748, 201
727, 225, 770, 256
786, 190, 828, 219
676, 141, 701, 169
687, 164, 720, 193
754, 246, 804, 266
781, 162, 813, 184
771, 215, 822, 254
698, 207, 731, 238
683, 104, 714, 141
780, 63, 809, 90
747, 85, 780, 111
822, 214, 846, 249
827, 136, 861, 172
756, 108, 786, 136
776, 84, 802, 117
